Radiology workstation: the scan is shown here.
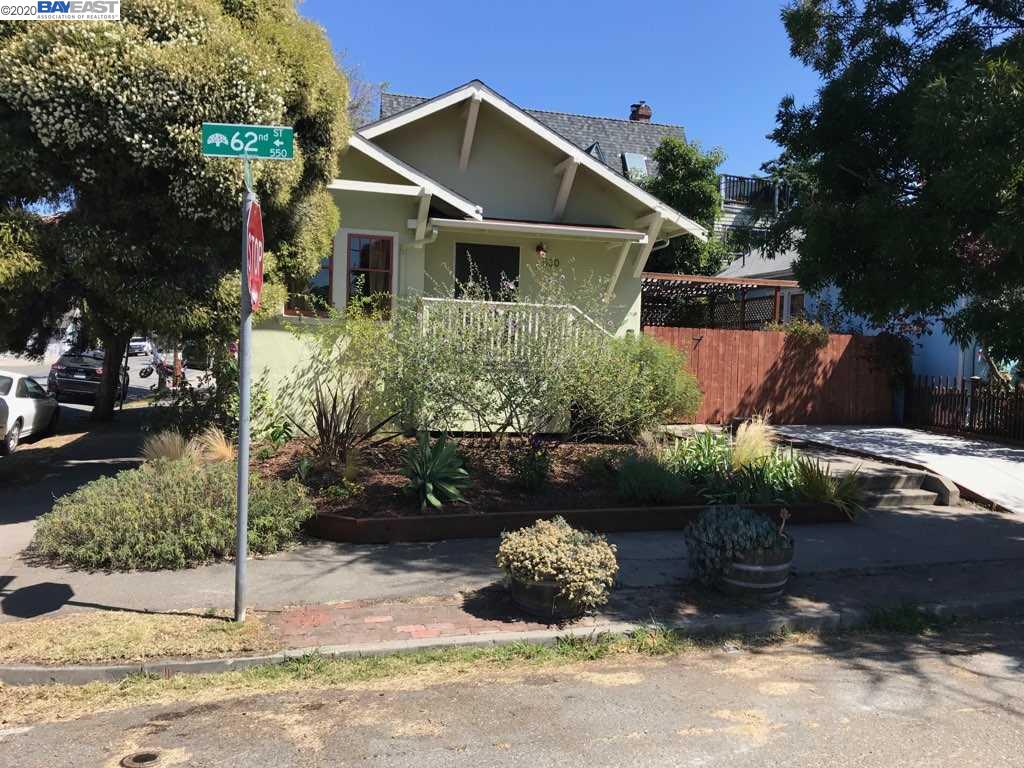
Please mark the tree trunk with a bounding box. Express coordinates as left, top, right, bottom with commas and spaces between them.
91, 333, 129, 422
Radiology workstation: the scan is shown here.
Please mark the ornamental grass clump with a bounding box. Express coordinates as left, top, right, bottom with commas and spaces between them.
684, 506, 791, 585
794, 455, 864, 520
731, 414, 775, 470
496, 517, 619, 611
141, 430, 198, 463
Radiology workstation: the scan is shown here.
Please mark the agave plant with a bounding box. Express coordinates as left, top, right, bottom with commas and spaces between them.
402, 433, 471, 510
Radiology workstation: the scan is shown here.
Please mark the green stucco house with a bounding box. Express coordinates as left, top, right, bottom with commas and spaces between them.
254, 80, 706, 378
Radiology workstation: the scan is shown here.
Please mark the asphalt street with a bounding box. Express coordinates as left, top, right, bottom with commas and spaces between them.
0, 353, 173, 414
2, 618, 1022, 767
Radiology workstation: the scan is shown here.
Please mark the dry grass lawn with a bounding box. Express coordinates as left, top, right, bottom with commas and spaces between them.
0, 628, 820, 727
0, 611, 280, 665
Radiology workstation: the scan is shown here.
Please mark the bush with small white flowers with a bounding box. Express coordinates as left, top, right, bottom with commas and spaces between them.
496, 517, 619, 611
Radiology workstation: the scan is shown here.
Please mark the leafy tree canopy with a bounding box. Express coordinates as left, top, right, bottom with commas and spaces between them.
0, 0, 348, 417
758, 0, 1024, 362
642, 136, 730, 275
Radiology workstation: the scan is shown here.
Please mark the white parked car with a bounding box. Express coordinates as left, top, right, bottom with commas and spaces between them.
0, 370, 60, 455
128, 337, 153, 356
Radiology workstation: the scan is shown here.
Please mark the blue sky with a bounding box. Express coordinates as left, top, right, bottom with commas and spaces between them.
299, 0, 820, 175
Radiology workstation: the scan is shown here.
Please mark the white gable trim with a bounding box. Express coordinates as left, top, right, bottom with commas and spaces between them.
343, 134, 483, 220
327, 179, 423, 196
416, 217, 648, 242
359, 82, 707, 241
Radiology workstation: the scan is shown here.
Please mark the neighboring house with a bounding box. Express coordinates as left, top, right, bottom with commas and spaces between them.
714, 175, 987, 382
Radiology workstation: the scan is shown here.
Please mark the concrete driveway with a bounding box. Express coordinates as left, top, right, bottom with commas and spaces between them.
777, 425, 1024, 513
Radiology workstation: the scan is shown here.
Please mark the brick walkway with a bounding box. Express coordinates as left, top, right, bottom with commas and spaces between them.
266, 588, 620, 647
264, 583, 810, 649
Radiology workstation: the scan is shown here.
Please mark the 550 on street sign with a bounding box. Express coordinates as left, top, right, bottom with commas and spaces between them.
202, 122, 293, 160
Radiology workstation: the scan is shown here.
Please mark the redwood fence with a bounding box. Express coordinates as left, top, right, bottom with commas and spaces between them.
907, 376, 1024, 442
644, 326, 893, 425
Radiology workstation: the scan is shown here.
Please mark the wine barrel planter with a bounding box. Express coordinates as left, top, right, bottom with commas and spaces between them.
719, 539, 795, 601
507, 577, 585, 621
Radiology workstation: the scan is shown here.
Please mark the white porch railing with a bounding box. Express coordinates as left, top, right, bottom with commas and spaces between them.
419, 297, 611, 359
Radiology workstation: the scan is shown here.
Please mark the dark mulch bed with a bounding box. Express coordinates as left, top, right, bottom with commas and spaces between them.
255, 436, 647, 519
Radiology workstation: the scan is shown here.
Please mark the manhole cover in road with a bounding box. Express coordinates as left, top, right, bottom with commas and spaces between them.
121, 751, 161, 767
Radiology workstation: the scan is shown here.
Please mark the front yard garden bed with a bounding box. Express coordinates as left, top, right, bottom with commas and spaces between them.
257, 437, 669, 518
256, 436, 853, 544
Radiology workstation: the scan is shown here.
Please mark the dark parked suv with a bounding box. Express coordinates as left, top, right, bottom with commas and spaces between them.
47, 351, 129, 402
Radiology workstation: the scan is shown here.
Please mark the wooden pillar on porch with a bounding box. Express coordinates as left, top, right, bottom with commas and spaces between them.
773, 286, 782, 323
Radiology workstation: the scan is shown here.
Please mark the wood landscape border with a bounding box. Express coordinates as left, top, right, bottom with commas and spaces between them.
308, 503, 850, 544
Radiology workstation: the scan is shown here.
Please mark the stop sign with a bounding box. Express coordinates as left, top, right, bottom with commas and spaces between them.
246, 200, 264, 311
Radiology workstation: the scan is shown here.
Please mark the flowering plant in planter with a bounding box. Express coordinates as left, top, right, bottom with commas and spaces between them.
496, 517, 618, 617
684, 506, 793, 597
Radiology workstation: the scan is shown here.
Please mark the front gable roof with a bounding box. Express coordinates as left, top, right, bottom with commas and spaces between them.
340, 134, 483, 220
360, 80, 706, 241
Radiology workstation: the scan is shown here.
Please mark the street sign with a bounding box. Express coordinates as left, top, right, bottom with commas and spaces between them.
245, 200, 264, 311
202, 122, 294, 160
203, 121, 294, 625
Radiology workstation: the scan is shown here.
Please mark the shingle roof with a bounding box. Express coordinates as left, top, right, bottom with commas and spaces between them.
717, 248, 799, 280
376, 92, 684, 177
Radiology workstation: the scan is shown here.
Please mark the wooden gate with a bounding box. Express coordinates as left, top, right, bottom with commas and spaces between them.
908, 376, 1024, 441
645, 326, 894, 425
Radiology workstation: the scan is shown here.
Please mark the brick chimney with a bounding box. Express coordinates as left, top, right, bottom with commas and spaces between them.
629, 100, 652, 122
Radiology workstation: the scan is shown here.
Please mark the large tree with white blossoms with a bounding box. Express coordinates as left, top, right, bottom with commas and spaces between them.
0, 0, 349, 419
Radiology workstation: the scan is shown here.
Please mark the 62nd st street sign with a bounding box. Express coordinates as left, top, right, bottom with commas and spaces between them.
202, 122, 293, 160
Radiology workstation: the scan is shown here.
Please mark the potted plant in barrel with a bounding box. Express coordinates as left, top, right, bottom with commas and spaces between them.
496, 516, 618, 620
684, 506, 794, 600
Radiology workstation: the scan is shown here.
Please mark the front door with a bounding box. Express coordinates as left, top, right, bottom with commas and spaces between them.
454, 243, 520, 298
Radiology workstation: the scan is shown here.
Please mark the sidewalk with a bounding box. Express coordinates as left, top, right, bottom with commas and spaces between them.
3, 504, 1024, 623
264, 558, 1024, 650
5, 557, 1023, 685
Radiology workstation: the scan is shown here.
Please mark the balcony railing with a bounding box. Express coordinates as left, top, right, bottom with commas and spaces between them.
720, 174, 791, 211
419, 297, 610, 359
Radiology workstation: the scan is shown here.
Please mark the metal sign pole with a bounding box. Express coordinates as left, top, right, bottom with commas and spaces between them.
235, 166, 256, 623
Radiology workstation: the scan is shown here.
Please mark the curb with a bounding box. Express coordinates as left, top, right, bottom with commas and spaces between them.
3, 592, 1024, 686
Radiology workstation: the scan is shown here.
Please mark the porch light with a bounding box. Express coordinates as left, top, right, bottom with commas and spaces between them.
535, 242, 547, 259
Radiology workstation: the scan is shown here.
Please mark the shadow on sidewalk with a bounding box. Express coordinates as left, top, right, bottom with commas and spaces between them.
0, 575, 214, 621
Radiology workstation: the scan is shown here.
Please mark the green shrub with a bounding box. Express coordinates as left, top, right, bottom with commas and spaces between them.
508, 438, 552, 492
496, 517, 618, 610
684, 506, 791, 585
402, 433, 470, 510
31, 459, 314, 571
149, 355, 279, 441
616, 454, 693, 505
580, 448, 632, 481
703, 450, 799, 505
766, 318, 830, 350
662, 430, 731, 484
570, 334, 702, 442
